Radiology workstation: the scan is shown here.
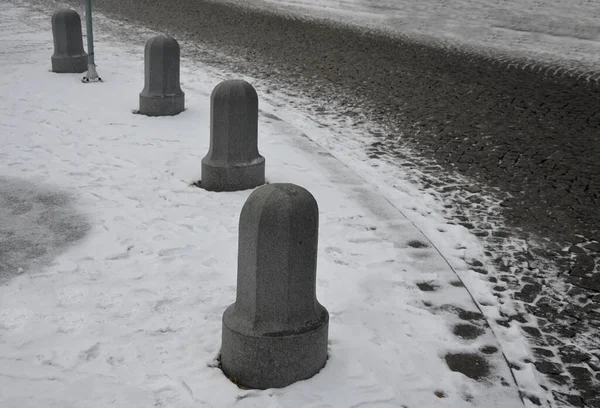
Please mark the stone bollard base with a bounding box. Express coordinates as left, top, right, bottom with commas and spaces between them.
51, 54, 88, 73
139, 93, 185, 116
221, 305, 329, 389
201, 156, 265, 192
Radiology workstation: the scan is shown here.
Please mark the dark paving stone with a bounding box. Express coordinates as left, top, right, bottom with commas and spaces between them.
444, 353, 491, 380
544, 335, 565, 347
510, 314, 528, 324
471, 267, 488, 275
552, 391, 585, 408
542, 321, 579, 339
569, 274, 600, 292
585, 397, 600, 408
559, 346, 591, 364
566, 286, 589, 298
515, 283, 543, 303
522, 326, 542, 338
533, 347, 555, 358
457, 309, 484, 322
585, 242, 600, 252
469, 260, 484, 267
509, 361, 523, 371
585, 303, 600, 313
567, 366, 598, 403
496, 319, 510, 328
452, 323, 485, 340
522, 394, 542, 406
588, 359, 600, 372
547, 373, 570, 386
534, 360, 563, 375
534, 296, 562, 321
480, 345, 498, 355
568, 366, 593, 381
416, 282, 438, 292
570, 254, 595, 278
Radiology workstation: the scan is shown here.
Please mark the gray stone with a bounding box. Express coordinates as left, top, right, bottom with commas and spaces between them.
201, 80, 265, 191
444, 353, 491, 380
452, 323, 485, 340
139, 35, 185, 116
221, 184, 329, 389
51, 9, 88, 73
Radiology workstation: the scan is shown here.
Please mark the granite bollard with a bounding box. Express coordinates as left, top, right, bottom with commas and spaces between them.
138, 35, 185, 116
201, 80, 265, 191
221, 183, 329, 389
51, 9, 88, 73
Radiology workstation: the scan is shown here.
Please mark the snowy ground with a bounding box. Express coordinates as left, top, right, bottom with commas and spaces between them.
224, 0, 600, 76
0, 1, 556, 407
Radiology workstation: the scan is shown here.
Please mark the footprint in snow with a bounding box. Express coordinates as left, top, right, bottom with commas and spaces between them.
0, 308, 28, 330
57, 287, 86, 306
78, 343, 101, 362
324, 246, 350, 266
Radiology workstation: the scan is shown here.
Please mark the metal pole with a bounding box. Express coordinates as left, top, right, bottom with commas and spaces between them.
82, 0, 101, 82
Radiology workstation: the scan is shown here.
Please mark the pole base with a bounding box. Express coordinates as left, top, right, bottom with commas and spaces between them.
82, 63, 102, 83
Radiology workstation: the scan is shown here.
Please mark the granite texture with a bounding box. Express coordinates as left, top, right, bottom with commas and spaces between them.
221, 183, 329, 389
139, 35, 185, 116
201, 80, 265, 191
50, 9, 87, 73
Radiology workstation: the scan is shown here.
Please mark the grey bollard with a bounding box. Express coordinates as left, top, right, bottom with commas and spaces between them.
138, 35, 185, 116
51, 9, 88, 73
201, 80, 265, 191
221, 183, 329, 389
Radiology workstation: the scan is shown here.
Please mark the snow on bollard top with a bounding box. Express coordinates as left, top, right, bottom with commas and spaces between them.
138, 35, 185, 116
200, 79, 265, 192
51, 9, 88, 73
221, 183, 329, 389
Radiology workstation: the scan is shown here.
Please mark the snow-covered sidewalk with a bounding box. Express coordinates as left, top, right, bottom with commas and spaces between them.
0, 2, 528, 407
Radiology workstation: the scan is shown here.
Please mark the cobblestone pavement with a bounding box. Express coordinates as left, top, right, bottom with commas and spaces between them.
38, 0, 600, 405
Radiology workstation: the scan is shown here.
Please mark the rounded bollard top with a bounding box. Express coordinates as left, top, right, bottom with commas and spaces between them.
145, 35, 179, 50
51, 8, 81, 25
211, 79, 258, 105
241, 183, 318, 224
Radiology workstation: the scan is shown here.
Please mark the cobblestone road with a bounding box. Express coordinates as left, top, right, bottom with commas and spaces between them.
49, 0, 600, 405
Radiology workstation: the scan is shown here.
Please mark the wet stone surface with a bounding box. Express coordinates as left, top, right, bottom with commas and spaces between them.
444, 353, 491, 381
480, 346, 498, 355
535, 360, 563, 375
453, 323, 485, 340
416, 281, 438, 292
0, 176, 89, 282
